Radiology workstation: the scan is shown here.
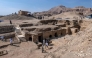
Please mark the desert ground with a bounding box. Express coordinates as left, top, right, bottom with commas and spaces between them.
0, 19, 92, 58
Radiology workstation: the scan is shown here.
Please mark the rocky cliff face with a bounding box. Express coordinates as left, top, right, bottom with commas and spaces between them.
33, 5, 92, 17
48, 5, 69, 14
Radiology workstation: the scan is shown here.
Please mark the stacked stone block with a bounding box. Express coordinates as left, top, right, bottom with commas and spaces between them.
0, 25, 15, 34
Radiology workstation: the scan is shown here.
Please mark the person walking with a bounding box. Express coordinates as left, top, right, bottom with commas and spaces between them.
10, 38, 13, 45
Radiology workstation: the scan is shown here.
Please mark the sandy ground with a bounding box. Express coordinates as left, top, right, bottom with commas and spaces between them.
1, 29, 92, 58
0, 41, 46, 58
0, 19, 40, 25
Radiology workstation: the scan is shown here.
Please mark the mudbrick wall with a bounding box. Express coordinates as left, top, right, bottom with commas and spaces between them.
0, 24, 15, 34
0, 32, 15, 39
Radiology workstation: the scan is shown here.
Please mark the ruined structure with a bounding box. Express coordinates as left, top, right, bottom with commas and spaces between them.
18, 10, 31, 16
0, 24, 15, 40
17, 19, 82, 43
0, 19, 92, 44
33, 12, 52, 19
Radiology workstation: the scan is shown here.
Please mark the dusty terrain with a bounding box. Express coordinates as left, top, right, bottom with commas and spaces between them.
44, 24, 92, 58
0, 5, 92, 58
0, 22, 92, 58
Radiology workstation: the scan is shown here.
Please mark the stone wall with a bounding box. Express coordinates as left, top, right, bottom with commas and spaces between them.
25, 28, 63, 43
22, 27, 36, 32
70, 28, 78, 34
18, 10, 28, 16
22, 19, 92, 43
38, 20, 58, 25
0, 25, 15, 34
32, 35, 38, 42
0, 32, 15, 39
19, 23, 33, 27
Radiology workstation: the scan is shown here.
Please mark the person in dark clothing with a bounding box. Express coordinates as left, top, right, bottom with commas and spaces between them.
10, 20, 12, 24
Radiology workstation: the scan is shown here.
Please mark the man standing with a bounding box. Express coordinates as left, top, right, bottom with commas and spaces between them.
42, 39, 45, 53
1, 36, 4, 41
45, 39, 49, 49
43, 39, 45, 46
10, 20, 12, 24
42, 45, 44, 53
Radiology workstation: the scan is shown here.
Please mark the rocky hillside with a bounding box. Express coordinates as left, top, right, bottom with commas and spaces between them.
49, 12, 83, 19
33, 5, 92, 17
48, 5, 71, 14
33, 5, 70, 16
43, 23, 92, 58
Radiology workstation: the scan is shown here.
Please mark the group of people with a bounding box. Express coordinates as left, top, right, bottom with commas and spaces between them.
42, 39, 49, 53
0, 36, 13, 45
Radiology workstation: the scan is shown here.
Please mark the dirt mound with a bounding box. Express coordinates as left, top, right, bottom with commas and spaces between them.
0, 14, 35, 20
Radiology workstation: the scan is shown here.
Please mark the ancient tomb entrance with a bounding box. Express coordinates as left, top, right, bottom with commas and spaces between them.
49, 35, 52, 38
49, 35, 53, 40
38, 36, 43, 43
54, 33, 58, 37
75, 29, 78, 33
61, 33, 62, 36
29, 37, 32, 41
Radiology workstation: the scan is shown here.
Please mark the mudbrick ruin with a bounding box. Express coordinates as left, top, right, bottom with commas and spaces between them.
0, 19, 82, 43
0, 18, 92, 57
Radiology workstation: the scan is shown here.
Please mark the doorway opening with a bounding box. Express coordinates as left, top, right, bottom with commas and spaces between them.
38, 36, 43, 43
29, 37, 32, 41
54, 33, 58, 37
61, 33, 62, 36
49, 35, 52, 38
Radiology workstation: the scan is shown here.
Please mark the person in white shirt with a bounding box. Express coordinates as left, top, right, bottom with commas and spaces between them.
10, 38, 13, 45
1, 36, 4, 41
45, 39, 48, 49
43, 39, 45, 46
